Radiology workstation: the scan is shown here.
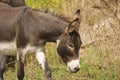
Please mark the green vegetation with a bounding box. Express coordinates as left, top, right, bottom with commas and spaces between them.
4, 0, 120, 80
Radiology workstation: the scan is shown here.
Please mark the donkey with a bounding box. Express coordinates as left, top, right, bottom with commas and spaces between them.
0, 5, 82, 80
0, 0, 25, 7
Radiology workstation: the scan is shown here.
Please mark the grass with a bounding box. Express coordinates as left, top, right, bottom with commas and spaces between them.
3, 0, 120, 80
4, 42, 118, 80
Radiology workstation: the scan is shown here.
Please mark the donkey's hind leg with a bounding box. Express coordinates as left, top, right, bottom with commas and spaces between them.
0, 55, 8, 80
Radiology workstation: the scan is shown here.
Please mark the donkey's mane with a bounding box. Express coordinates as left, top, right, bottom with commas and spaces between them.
54, 14, 71, 23
42, 8, 71, 23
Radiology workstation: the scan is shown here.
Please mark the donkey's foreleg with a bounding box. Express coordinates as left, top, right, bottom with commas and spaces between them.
17, 48, 25, 80
0, 55, 8, 80
36, 50, 52, 80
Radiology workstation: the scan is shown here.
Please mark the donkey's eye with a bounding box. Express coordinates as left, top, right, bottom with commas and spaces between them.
69, 44, 74, 47
68, 44, 74, 48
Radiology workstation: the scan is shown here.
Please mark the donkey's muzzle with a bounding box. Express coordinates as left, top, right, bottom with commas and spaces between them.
67, 59, 80, 73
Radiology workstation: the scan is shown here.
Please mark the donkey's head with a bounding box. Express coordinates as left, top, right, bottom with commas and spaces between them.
56, 9, 82, 73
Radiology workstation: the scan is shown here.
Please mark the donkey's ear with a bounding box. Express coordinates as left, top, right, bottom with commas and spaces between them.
73, 9, 80, 20
67, 9, 80, 33
68, 18, 80, 33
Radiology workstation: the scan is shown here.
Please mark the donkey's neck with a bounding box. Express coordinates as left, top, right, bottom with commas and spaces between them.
28, 9, 69, 42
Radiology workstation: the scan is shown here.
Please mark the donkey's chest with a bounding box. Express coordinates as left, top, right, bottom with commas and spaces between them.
0, 41, 43, 55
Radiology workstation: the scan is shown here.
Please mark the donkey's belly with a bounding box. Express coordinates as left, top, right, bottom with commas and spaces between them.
0, 42, 17, 55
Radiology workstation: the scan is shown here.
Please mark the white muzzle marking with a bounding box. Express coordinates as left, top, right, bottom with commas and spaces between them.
67, 59, 80, 73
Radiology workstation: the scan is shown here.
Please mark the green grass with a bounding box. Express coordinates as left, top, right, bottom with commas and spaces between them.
4, 42, 117, 80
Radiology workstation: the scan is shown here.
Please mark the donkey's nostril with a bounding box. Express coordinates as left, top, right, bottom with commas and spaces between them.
74, 67, 80, 72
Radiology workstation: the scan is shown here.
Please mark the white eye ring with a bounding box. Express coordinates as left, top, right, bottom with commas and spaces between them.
69, 44, 74, 48
68, 44, 74, 48
67, 44, 74, 50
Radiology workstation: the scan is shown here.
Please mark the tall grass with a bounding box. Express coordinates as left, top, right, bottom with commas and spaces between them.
26, 0, 80, 15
